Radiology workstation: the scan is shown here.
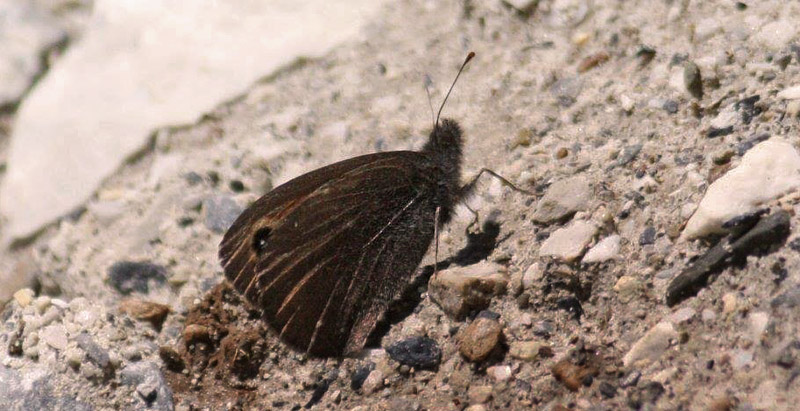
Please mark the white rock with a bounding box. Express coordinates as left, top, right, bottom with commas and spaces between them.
682, 139, 800, 239
539, 220, 597, 262
777, 85, 800, 100
521, 262, 544, 289
747, 312, 769, 341
582, 235, 620, 263
623, 321, 678, 367
731, 349, 753, 369
0, 0, 388, 241
669, 307, 695, 324
361, 370, 384, 394
710, 105, 738, 129
39, 324, 68, 351
487, 365, 512, 382
753, 20, 798, 51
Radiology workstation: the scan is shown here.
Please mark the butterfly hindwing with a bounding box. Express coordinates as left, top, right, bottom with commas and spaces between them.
219, 151, 438, 356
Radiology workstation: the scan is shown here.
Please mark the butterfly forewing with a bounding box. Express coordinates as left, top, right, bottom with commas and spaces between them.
219, 151, 439, 356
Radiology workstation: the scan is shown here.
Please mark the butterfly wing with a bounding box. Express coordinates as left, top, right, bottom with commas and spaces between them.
219, 151, 438, 356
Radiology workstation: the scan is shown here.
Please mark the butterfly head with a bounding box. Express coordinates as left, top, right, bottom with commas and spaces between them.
424, 118, 463, 161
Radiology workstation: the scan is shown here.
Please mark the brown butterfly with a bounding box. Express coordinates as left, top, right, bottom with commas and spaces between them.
219, 52, 511, 357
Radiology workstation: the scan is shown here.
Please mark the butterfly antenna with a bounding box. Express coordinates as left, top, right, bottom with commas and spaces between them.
435, 51, 475, 129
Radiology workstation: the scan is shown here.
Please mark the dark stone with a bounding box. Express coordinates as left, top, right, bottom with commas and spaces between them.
386, 337, 442, 370
76, 333, 112, 374
533, 320, 554, 337
203, 195, 243, 233
707, 126, 734, 138
628, 381, 665, 408
684, 62, 703, 99
639, 226, 656, 246
662, 100, 679, 114
108, 261, 167, 295
550, 77, 582, 107
736, 133, 770, 156
120, 361, 174, 411
636, 46, 656, 67
476, 310, 501, 320
229, 180, 245, 192
350, 362, 375, 390
735, 95, 762, 124
666, 210, 791, 306
304, 375, 333, 409
599, 381, 617, 398
183, 172, 203, 186
775, 341, 800, 368
158, 346, 185, 372
617, 144, 642, 166
788, 237, 800, 252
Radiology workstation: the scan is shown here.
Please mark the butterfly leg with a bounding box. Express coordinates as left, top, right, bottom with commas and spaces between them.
434, 206, 440, 277
460, 168, 533, 198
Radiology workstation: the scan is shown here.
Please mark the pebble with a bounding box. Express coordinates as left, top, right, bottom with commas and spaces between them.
777, 85, 800, 100
682, 139, 800, 239
668, 307, 695, 324
622, 321, 678, 367
509, 341, 548, 361
701, 309, 717, 322
428, 262, 508, 320
487, 364, 512, 382
731, 349, 753, 369
532, 176, 591, 224
108, 261, 168, 295
747, 312, 769, 341
385, 337, 441, 370
203, 194, 243, 233
459, 317, 503, 362
722, 292, 738, 314
120, 361, 174, 411
39, 324, 68, 351
582, 235, 620, 263
13, 288, 34, 307
613, 276, 640, 302
76, 333, 112, 373
464, 405, 488, 411
360, 370, 384, 395
787, 101, 800, 118
539, 220, 598, 262
467, 384, 493, 403
683, 61, 703, 99
119, 298, 171, 329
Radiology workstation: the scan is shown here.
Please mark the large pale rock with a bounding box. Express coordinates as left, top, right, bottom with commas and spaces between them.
539, 220, 597, 262
428, 262, 508, 320
0, 0, 387, 240
682, 139, 800, 239
533, 176, 592, 224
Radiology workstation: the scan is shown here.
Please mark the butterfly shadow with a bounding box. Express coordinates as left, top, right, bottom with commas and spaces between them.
366, 218, 506, 348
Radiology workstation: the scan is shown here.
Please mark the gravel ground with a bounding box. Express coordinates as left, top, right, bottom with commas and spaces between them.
3, 0, 800, 410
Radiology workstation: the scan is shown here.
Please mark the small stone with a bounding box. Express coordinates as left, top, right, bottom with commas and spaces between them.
509, 341, 547, 361
551, 356, 598, 391
747, 312, 769, 341
39, 324, 68, 351
108, 261, 168, 295
731, 349, 753, 369
464, 405, 488, 411
639, 226, 656, 245
467, 384, 493, 403
577, 51, 610, 73
13, 288, 34, 307
360, 370, 384, 395
622, 321, 678, 367
158, 346, 185, 372
487, 365, 512, 382
350, 363, 375, 390
663, 100, 679, 114
532, 176, 592, 224
203, 195, 243, 233
683, 62, 703, 99
682, 139, 800, 239
33, 296, 51, 314
65, 348, 83, 369
76, 333, 112, 374
777, 85, 800, 100
722, 292, 738, 314
555, 147, 569, 159
613, 276, 640, 303
182, 324, 211, 345
502, 0, 538, 14
787, 100, 800, 118
701, 309, 717, 322
521, 262, 543, 289
539, 220, 598, 262
428, 262, 508, 320
386, 337, 441, 370
582, 235, 620, 263
119, 298, 170, 329
669, 307, 695, 324
459, 317, 503, 362
120, 361, 174, 410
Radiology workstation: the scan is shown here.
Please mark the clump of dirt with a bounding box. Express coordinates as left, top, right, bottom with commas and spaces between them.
163, 282, 279, 408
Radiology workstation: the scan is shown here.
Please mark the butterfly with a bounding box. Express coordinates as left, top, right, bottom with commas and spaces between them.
219, 52, 511, 356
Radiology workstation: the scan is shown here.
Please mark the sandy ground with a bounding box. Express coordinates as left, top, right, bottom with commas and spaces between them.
3, 0, 800, 410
